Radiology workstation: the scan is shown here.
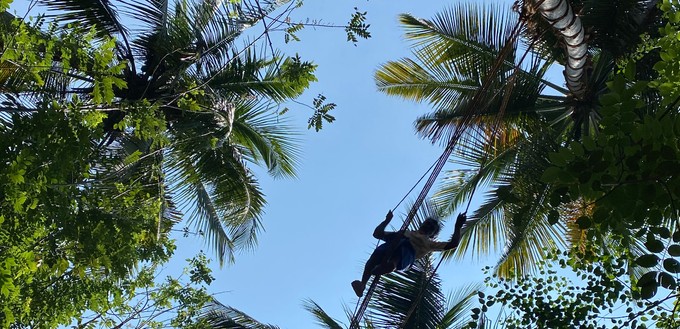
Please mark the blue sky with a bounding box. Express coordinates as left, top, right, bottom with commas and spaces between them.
9, 0, 513, 327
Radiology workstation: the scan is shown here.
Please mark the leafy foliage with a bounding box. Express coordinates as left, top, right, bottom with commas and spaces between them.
0, 0, 326, 325
345, 7, 371, 44
468, 251, 680, 329
76, 254, 216, 329
308, 94, 336, 132
374, 0, 680, 327
539, 0, 680, 303
3, 0, 319, 265
0, 14, 177, 325
471, 1, 680, 327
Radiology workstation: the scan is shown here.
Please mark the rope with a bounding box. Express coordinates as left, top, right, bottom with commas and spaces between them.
392, 159, 439, 211
349, 13, 533, 328
396, 21, 539, 328
349, 82, 497, 329
349, 128, 463, 329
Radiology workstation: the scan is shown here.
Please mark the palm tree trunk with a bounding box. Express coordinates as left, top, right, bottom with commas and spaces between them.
535, 0, 588, 100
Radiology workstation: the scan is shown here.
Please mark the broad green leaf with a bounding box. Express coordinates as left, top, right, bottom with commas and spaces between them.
663, 258, 680, 273
635, 254, 660, 268
668, 244, 680, 256
658, 272, 677, 290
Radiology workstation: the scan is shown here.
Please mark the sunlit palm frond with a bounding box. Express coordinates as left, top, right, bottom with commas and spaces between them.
205, 47, 314, 102
398, 4, 517, 72
560, 200, 589, 252
166, 117, 266, 264
231, 100, 300, 178
387, 54, 548, 147
432, 126, 522, 216
494, 186, 567, 277
486, 132, 565, 276
443, 188, 508, 261
376, 4, 520, 120
200, 301, 280, 329
438, 282, 484, 329
439, 123, 566, 275
375, 57, 479, 110
304, 300, 345, 329
368, 256, 445, 329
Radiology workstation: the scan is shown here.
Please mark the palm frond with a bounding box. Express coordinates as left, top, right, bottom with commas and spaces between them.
119, 0, 166, 33
177, 161, 236, 263
303, 300, 345, 329
493, 183, 566, 277
442, 188, 508, 261
399, 4, 517, 71
205, 48, 315, 102
200, 301, 280, 329
368, 256, 445, 329
438, 282, 484, 329
376, 3, 521, 118
375, 57, 479, 110
231, 99, 300, 178
432, 124, 522, 216
37, 0, 129, 40
166, 120, 267, 264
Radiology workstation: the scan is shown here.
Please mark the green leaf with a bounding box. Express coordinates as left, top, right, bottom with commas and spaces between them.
569, 141, 584, 157
647, 209, 663, 226
548, 152, 567, 166
663, 258, 680, 273
637, 271, 658, 299
0, 284, 9, 298
599, 93, 621, 106
668, 245, 680, 256
635, 254, 660, 268
592, 208, 609, 223
646, 237, 665, 253
547, 210, 559, 225
541, 167, 562, 183
640, 283, 658, 299
575, 216, 592, 229
658, 272, 677, 290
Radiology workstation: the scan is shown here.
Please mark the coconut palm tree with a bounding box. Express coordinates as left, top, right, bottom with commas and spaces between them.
374, 1, 663, 276
15, 0, 312, 263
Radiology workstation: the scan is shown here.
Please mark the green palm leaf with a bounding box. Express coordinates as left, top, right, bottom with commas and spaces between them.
163, 98, 296, 264
37, 0, 128, 37
368, 256, 445, 329
398, 5, 516, 73
200, 301, 281, 329
304, 300, 345, 329
205, 48, 316, 102
231, 99, 300, 178
166, 115, 266, 264
437, 282, 483, 329
494, 200, 566, 277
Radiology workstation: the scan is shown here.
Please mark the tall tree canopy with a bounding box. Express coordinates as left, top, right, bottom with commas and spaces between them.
0, 0, 369, 326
